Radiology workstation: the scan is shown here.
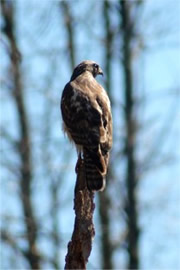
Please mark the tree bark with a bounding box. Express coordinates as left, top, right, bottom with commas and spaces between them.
65, 162, 95, 269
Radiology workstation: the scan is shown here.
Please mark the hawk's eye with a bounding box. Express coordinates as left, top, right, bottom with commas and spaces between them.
93, 63, 98, 69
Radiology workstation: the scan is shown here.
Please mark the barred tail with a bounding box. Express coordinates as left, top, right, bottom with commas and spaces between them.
83, 147, 106, 191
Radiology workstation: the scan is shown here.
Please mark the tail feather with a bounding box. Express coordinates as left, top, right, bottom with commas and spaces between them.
83, 148, 106, 191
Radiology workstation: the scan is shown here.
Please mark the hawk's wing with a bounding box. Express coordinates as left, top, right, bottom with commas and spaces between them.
61, 82, 102, 147
61, 79, 112, 181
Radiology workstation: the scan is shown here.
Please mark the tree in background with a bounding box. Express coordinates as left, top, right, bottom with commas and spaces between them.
119, 2, 140, 268
1, 1, 40, 268
97, 1, 114, 269
98, 1, 142, 268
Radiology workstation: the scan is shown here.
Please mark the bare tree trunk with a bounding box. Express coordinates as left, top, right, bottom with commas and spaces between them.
50, 177, 61, 270
97, 1, 114, 269
103, 0, 113, 100
98, 191, 113, 270
65, 163, 95, 269
119, 1, 139, 269
60, 1, 76, 70
1, 1, 40, 269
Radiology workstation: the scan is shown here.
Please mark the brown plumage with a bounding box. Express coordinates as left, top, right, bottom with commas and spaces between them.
61, 60, 112, 191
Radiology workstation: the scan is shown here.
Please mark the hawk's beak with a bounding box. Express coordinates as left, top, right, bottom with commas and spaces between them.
98, 68, 103, 76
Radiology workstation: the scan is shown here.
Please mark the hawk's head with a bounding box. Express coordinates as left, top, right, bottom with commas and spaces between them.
71, 60, 103, 81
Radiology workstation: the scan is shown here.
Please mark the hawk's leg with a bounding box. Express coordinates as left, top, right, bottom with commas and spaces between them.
75, 152, 84, 174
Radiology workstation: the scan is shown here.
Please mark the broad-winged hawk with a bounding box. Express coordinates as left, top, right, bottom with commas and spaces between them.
61, 60, 112, 191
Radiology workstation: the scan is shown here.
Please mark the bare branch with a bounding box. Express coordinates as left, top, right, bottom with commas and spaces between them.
1, 229, 27, 258
65, 162, 95, 270
60, 1, 76, 70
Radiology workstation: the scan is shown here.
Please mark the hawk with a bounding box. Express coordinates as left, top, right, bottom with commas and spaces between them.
61, 60, 112, 191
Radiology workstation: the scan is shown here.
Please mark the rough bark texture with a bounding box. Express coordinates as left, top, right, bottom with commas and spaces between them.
1, 1, 40, 269
65, 162, 95, 269
120, 1, 140, 269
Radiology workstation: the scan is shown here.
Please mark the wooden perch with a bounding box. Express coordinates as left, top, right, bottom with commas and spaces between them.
65, 161, 95, 269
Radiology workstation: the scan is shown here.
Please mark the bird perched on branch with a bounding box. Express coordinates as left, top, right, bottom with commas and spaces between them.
61, 60, 112, 191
